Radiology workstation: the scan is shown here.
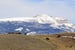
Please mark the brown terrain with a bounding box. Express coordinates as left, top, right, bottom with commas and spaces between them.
0, 32, 75, 50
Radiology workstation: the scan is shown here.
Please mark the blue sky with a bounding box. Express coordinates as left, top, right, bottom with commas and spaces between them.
0, 0, 75, 23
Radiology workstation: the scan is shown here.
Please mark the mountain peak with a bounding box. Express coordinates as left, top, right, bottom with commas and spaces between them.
0, 14, 74, 34
34, 14, 57, 24
0, 14, 71, 25
35, 14, 52, 18
38, 14, 50, 17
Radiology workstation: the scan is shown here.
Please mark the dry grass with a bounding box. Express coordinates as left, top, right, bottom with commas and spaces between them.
0, 34, 56, 50
0, 33, 75, 50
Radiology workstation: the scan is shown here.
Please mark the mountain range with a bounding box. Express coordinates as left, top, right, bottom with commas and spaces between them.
0, 14, 75, 35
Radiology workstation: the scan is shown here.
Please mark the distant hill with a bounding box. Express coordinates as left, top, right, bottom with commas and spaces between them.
0, 33, 75, 50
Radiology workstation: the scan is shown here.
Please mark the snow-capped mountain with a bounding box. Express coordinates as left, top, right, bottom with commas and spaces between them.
0, 14, 75, 35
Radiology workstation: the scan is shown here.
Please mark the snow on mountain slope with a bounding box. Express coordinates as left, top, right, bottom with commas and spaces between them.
34, 14, 58, 24
0, 14, 70, 24
0, 17, 35, 22
0, 14, 74, 35
15, 27, 23, 32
